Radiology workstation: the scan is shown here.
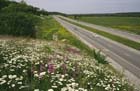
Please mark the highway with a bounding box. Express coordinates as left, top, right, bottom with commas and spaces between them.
59, 16, 140, 43
53, 16, 140, 89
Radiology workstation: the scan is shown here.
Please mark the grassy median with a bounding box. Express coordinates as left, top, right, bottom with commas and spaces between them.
70, 16, 140, 35
60, 17, 140, 50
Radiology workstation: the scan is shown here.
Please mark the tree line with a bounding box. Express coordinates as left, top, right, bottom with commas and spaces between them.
68, 12, 140, 17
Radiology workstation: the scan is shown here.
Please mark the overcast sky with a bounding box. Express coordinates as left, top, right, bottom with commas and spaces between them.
13, 0, 140, 14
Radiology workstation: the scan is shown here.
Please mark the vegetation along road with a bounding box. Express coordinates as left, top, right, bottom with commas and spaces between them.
53, 16, 140, 89
60, 16, 140, 43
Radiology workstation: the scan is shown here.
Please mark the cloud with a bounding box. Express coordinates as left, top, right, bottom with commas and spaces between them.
13, 0, 140, 14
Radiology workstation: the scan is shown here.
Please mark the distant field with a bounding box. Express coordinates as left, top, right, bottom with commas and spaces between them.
72, 16, 140, 35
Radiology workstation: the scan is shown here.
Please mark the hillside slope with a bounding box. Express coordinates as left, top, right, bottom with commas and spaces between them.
0, 38, 134, 91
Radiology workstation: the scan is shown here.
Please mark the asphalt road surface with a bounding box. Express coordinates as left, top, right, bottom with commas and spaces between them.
53, 16, 140, 85
60, 16, 140, 43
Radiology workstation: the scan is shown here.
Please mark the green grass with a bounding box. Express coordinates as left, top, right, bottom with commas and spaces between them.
70, 16, 140, 35
60, 17, 140, 50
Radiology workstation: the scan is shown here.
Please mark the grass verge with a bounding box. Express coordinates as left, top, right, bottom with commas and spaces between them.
60, 17, 140, 50
37, 16, 91, 52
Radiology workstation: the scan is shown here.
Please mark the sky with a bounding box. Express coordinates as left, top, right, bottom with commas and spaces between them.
13, 0, 140, 14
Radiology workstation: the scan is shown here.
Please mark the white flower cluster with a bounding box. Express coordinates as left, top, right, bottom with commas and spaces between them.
0, 40, 133, 91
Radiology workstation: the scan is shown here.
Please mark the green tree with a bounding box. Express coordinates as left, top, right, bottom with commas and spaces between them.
0, 12, 39, 37
0, 0, 10, 10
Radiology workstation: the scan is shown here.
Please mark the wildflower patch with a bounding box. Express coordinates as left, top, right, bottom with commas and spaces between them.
0, 39, 133, 91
